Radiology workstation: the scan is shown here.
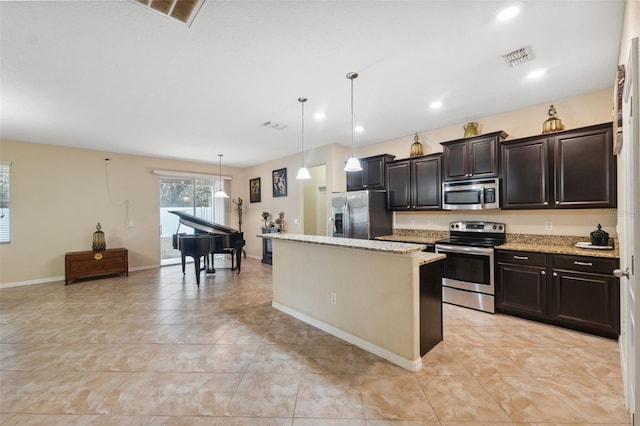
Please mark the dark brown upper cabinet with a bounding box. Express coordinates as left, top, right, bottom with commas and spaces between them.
346, 154, 395, 191
501, 123, 616, 210
441, 131, 507, 181
386, 154, 442, 211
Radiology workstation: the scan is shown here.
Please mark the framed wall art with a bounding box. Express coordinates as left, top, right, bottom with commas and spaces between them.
249, 177, 261, 203
272, 168, 287, 198
613, 64, 625, 155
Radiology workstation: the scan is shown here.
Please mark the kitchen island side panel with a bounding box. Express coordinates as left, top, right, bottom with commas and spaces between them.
271, 239, 420, 365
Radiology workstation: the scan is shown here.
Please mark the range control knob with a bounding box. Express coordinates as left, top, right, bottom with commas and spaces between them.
492, 225, 497, 230
498, 225, 503, 230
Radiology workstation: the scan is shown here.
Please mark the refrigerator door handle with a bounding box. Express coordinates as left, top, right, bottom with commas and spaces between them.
343, 200, 349, 238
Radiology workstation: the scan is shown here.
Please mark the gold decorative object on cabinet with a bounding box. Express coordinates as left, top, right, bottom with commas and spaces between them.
410, 133, 424, 157
463, 122, 479, 137
542, 105, 565, 134
92, 222, 106, 252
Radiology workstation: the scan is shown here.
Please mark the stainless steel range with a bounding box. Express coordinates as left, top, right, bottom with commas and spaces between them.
435, 221, 506, 313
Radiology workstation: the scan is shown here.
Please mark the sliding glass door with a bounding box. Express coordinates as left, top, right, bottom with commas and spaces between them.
159, 175, 228, 265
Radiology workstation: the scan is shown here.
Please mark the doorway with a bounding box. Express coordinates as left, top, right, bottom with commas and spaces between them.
302, 164, 327, 236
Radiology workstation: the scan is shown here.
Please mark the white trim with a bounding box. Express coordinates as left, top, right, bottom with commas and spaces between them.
0, 265, 160, 288
272, 301, 423, 372
152, 169, 231, 181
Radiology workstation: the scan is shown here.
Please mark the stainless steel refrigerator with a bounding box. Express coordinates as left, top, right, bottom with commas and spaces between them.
329, 190, 392, 239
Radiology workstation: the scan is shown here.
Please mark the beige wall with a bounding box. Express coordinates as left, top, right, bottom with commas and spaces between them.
356, 88, 618, 237
0, 140, 244, 285
0, 87, 619, 285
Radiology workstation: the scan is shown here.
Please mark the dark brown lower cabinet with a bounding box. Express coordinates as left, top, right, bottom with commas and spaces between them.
420, 260, 443, 356
550, 256, 620, 338
496, 250, 619, 339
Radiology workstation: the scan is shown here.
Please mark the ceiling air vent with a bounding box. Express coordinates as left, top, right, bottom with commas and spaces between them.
261, 121, 288, 131
503, 46, 534, 67
132, 0, 205, 27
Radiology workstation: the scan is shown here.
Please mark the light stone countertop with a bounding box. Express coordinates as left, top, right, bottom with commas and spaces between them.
497, 242, 619, 259
376, 235, 440, 244
416, 252, 446, 265
257, 233, 428, 255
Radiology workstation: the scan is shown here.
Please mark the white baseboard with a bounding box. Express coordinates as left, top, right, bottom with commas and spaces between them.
272, 301, 422, 372
0, 265, 159, 289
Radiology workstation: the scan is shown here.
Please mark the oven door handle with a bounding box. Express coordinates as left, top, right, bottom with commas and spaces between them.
436, 244, 494, 255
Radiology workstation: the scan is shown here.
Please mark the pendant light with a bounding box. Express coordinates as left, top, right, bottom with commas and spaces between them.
344, 72, 362, 172
295, 97, 311, 180
213, 154, 229, 198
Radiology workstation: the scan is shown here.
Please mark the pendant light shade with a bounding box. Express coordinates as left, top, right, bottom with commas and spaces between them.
296, 97, 311, 180
344, 72, 362, 172
213, 154, 229, 198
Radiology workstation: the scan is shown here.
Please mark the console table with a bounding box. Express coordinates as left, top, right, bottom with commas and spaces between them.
65, 248, 128, 284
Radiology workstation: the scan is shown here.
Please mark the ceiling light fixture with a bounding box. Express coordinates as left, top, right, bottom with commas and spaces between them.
354, 126, 364, 133
314, 112, 326, 120
344, 72, 362, 173
296, 97, 311, 180
526, 68, 546, 79
496, 5, 520, 21
213, 154, 229, 198
429, 100, 443, 110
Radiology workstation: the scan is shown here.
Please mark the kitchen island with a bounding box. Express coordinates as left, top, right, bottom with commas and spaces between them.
258, 233, 445, 371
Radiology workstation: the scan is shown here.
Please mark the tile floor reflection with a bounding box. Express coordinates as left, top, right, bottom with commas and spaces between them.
0, 258, 631, 425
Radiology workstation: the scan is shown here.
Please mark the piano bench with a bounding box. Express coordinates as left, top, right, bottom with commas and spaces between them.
210, 249, 237, 271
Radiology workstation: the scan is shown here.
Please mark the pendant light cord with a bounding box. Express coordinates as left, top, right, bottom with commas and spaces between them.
350, 76, 354, 156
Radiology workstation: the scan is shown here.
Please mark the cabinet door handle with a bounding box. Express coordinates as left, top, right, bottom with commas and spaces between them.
555, 201, 560, 205
513, 255, 528, 260
541, 270, 546, 275
574, 261, 593, 267
552, 272, 558, 277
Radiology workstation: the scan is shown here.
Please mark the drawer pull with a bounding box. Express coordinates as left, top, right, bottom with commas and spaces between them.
541, 271, 546, 275
574, 261, 593, 267
513, 255, 528, 260
553, 272, 558, 277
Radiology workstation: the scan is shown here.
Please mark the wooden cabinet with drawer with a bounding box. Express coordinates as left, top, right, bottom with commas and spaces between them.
550, 255, 620, 338
65, 248, 128, 285
496, 250, 549, 320
495, 249, 620, 338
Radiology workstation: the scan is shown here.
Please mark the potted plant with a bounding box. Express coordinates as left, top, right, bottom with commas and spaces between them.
261, 211, 271, 228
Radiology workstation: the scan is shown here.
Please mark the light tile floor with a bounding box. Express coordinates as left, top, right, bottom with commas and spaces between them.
0, 258, 631, 425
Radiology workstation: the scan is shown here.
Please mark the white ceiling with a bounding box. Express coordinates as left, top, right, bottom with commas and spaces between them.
0, 1, 625, 168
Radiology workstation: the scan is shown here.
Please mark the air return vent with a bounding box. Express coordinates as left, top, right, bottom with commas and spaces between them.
133, 0, 205, 26
261, 121, 288, 131
503, 46, 535, 67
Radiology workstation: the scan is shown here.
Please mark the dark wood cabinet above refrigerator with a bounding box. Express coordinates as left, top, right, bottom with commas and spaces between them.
346, 154, 395, 191
386, 153, 442, 211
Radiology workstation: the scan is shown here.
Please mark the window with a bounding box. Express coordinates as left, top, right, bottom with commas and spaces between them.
158, 173, 230, 264
0, 162, 10, 243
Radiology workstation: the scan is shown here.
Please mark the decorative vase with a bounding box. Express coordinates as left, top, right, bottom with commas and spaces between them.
463, 122, 479, 137
410, 133, 424, 157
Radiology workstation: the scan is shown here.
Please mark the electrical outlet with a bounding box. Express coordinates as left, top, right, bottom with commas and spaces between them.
426, 220, 436, 228
545, 221, 553, 231
294, 218, 298, 225
330, 292, 337, 305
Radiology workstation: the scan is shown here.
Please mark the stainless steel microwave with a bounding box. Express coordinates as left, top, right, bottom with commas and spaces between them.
442, 178, 500, 210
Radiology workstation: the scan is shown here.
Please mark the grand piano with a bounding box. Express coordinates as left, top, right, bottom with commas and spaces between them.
169, 210, 245, 286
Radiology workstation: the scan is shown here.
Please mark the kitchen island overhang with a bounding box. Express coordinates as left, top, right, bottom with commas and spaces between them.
258, 233, 445, 371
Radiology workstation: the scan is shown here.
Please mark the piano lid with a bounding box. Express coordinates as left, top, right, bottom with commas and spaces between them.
169, 210, 238, 235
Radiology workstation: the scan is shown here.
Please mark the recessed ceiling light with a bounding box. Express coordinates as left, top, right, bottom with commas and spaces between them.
354, 126, 364, 133
429, 101, 443, 110
526, 68, 546, 79
496, 5, 520, 21
314, 112, 326, 120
